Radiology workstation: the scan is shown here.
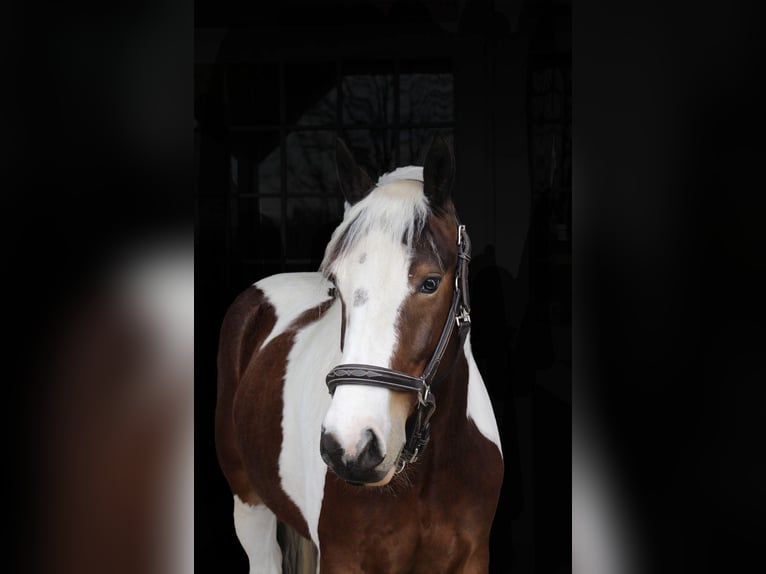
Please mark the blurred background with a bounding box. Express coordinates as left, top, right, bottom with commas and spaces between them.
6, 0, 193, 572
195, 1, 571, 573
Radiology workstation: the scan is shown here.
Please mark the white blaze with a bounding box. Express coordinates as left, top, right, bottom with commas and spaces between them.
320, 176, 428, 465
322, 228, 411, 459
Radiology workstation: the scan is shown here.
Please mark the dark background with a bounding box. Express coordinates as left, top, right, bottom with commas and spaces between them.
6, 0, 765, 572
195, 1, 570, 573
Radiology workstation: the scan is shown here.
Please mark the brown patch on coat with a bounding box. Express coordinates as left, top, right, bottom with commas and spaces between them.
390, 211, 458, 380
217, 288, 336, 538
215, 286, 277, 504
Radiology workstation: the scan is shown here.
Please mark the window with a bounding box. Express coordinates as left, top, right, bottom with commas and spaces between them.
222, 58, 455, 283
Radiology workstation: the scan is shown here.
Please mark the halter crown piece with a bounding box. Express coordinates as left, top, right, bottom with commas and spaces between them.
326, 223, 472, 472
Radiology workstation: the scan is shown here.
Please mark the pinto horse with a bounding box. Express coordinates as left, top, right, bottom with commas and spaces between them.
216, 136, 504, 573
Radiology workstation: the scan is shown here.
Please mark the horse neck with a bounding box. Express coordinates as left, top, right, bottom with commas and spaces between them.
422, 346, 472, 467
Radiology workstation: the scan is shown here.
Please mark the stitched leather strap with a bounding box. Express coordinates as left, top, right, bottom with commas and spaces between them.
326, 365, 426, 395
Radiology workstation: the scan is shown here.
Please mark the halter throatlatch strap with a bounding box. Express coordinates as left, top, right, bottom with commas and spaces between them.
325, 223, 472, 471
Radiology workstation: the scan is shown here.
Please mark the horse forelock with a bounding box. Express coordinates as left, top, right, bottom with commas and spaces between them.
320, 175, 443, 277
376, 165, 423, 186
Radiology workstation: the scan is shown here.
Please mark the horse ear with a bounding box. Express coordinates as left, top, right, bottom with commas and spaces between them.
423, 134, 455, 210
336, 138, 375, 205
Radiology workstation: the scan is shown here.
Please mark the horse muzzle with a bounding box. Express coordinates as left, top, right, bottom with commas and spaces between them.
320, 427, 393, 486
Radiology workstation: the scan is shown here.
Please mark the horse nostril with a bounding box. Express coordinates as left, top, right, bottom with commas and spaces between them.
320, 430, 343, 468
356, 428, 385, 470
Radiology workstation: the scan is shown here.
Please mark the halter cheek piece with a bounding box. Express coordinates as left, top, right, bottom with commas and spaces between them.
326, 224, 472, 473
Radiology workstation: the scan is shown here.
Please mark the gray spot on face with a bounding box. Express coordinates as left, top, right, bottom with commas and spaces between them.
353, 288, 369, 307
359, 253, 367, 264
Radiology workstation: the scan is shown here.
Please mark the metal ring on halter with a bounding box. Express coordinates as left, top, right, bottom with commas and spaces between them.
420, 385, 430, 406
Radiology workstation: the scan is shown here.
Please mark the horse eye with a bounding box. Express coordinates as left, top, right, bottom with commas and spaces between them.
419, 277, 441, 294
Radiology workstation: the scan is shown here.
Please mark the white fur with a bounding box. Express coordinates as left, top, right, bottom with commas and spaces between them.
256, 272, 340, 551
464, 337, 503, 455
377, 165, 423, 186
234, 495, 283, 574
279, 296, 341, 549
257, 272, 334, 349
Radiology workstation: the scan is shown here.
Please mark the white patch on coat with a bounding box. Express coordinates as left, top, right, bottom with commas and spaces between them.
233, 495, 283, 573
257, 272, 334, 349
251, 272, 340, 550
278, 288, 342, 549
464, 336, 503, 456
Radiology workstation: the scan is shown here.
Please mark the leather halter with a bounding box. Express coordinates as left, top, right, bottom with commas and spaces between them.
326, 223, 472, 472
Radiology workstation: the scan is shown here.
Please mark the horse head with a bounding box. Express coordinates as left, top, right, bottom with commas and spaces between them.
319, 135, 468, 487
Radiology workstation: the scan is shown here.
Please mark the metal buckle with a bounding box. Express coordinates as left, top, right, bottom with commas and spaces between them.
455, 306, 471, 328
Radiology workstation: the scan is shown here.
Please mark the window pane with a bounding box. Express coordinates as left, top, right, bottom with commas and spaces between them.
286, 197, 344, 262
400, 73, 454, 125
226, 63, 280, 126
256, 140, 282, 196
229, 132, 281, 196
286, 61, 338, 126
286, 130, 338, 196
399, 128, 453, 167
345, 129, 395, 177
341, 61, 394, 126
236, 197, 283, 260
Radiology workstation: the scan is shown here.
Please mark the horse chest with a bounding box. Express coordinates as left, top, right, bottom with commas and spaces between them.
330, 527, 472, 573
318, 476, 489, 573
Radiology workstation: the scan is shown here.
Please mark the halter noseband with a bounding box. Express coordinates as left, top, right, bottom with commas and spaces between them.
325, 223, 472, 472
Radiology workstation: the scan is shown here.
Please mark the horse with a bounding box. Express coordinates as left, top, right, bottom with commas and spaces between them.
215, 135, 504, 573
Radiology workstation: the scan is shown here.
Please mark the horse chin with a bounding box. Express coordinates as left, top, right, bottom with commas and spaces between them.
338, 464, 396, 488
363, 465, 396, 487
